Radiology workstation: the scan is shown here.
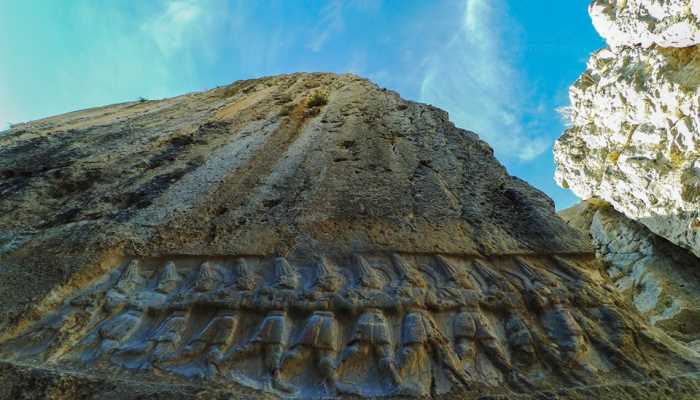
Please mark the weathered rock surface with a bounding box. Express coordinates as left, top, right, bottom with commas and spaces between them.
0, 73, 589, 328
561, 201, 700, 348
0, 73, 698, 398
590, 0, 700, 48
555, 2, 700, 259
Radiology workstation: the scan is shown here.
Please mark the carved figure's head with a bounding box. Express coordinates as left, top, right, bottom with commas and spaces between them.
391, 254, 428, 289
313, 257, 344, 292
115, 259, 146, 294
155, 261, 181, 294
273, 257, 299, 290
436, 255, 474, 289
355, 254, 383, 289
194, 261, 222, 292
233, 259, 257, 291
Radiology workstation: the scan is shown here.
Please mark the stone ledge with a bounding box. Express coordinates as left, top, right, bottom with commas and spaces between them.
2, 361, 700, 400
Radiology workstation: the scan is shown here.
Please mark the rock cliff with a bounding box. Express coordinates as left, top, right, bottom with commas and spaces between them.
555, 0, 700, 258
1, 73, 699, 399
561, 201, 700, 347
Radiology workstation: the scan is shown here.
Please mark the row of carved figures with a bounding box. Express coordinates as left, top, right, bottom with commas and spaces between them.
97, 254, 606, 311
1, 254, 680, 397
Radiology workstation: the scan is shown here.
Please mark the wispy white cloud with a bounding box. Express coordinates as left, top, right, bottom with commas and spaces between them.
305, 0, 382, 53
419, 0, 548, 162
0, 0, 231, 126
142, 0, 206, 57
306, 0, 346, 52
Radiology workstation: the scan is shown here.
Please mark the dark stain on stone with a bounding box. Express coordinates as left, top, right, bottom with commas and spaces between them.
148, 122, 230, 169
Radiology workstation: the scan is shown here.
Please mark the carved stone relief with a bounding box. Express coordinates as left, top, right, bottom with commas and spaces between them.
0, 253, 694, 398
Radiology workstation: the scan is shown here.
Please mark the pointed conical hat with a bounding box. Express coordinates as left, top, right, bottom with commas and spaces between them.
194, 261, 221, 292
473, 259, 517, 293
354, 254, 383, 289
391, 254, 427, 288
116, 259, 145, 293
435, 255, 473, 289
313, 257, 343, 292
156, 261, 181, 293
273, 257, 299, 290
233, 259, 257, 290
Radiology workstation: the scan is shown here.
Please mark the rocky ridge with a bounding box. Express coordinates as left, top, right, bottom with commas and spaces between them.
0, 72, 698, 399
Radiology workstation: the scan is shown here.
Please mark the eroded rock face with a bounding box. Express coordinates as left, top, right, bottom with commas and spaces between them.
590, 0, 700, 48
1, 73, 698, 398
561, 201, 700, 348
555, 2, 700, 259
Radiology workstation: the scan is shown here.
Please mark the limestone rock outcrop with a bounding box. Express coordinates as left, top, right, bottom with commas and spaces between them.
561, 201, 700, 348
590, 0, 700, 48
1, 73, 699, 399
555, 1, 700, 259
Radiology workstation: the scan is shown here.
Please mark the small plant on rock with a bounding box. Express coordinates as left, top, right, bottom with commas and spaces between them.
307, 91, 328, 108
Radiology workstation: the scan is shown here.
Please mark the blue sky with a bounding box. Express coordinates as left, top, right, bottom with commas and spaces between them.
0, 0, 603, 209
